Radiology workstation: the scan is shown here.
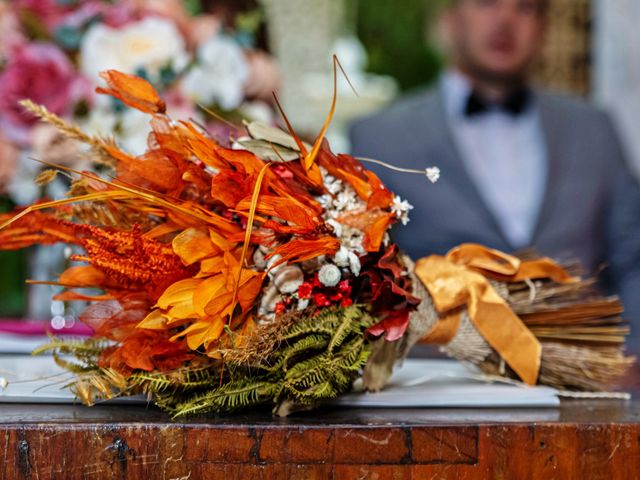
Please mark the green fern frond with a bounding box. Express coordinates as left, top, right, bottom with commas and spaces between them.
52, 353, 98, 374
50, 305, 380, 416
170, 379, 279, 418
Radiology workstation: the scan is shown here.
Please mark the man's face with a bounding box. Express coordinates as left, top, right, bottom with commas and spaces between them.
444, 0, 546, 83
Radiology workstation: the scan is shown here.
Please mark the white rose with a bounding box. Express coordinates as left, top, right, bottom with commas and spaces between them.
81, 17, 189, 82
181, 35, 249, 111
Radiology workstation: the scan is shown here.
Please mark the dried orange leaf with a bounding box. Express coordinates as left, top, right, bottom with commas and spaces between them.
156, 278, 201, 310
172, 228, 217, 265
137, 309, 167, 330
96, 70, 166, 114
58, 265, 105, 287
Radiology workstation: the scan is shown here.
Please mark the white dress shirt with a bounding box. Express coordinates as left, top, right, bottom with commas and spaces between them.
441, 70, 548, 248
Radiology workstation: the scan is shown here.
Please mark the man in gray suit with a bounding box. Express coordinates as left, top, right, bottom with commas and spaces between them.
350, 0, 640, 349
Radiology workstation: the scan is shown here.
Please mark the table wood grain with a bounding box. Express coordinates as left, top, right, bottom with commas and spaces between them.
2, 398, 640, 480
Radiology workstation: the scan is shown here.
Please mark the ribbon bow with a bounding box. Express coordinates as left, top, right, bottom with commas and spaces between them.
415, 244, 578, 385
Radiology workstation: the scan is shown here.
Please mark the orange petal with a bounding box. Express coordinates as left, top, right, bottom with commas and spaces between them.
363, 212, 395, 252
96, 70, 166, 114
267, 236, 341, 267
365, 171, 394, 210
172, 228, 218, 265
193, 274, 227, 316
172, 318, 226, 350
58, 265, 105, 287
137, 309, 168, 330
156, 278, 201, 310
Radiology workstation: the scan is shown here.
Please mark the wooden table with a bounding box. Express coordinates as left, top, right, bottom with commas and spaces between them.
2, 399, 640, 480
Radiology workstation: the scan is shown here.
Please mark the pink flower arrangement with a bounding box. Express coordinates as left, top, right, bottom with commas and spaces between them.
0, 42, 88, 145
0, 0, 280, 181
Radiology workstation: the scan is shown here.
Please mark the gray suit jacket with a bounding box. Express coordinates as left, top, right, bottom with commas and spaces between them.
350, 87, 640, 349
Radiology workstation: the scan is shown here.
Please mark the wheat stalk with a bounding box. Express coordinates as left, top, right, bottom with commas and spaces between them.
19, 99, 116, 167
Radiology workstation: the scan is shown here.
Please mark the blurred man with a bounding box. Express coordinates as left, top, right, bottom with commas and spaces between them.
350, 0, 640, 347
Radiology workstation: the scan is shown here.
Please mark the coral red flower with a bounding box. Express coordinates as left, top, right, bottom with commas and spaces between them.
313, 292, 331, 308
298, 282, 313, 299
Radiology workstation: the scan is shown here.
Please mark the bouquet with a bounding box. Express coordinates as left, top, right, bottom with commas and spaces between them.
1, 66, 634, 417
1, 67, 424, 416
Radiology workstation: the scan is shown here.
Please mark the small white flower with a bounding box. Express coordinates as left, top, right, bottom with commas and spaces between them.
334, 190, 356, 211
318, 263, 341, 287
316, 194, 332, 209
326, 219, 343, 238
391, 195, 414, 226
383, 232, 392, 246
425, 166, 440, 183
327, 178, 343, 195
348, 251, 361, 276
297, 298, 310, 311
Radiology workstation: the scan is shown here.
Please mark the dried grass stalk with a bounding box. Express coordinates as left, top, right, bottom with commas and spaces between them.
20, 99, 116, 168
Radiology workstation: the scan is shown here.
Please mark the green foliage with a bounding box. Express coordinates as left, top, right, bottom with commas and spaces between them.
42, 306, 376, 417
0, 197, 27, 317
33, 336, 111, 366
356, 0, 446, 91
167, 305, 376, 417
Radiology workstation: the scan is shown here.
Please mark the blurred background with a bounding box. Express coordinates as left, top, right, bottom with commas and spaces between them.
0, 0, 638, 326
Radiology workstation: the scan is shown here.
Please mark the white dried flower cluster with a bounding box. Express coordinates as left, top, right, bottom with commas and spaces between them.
316, 169, 366, 275
426, 166, 441, 184
332, 246, 361, 277
391, 195, 413, 226
316, 173, 362, 218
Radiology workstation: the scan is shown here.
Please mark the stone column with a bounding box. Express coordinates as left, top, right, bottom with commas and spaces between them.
593, 0, 640, 177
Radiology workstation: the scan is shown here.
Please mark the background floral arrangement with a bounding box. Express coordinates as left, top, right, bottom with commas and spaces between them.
0, 68, 423, 416
0, 0, 279, 196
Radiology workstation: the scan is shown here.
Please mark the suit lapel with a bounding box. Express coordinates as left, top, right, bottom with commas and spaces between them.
417, 89, 513, 249
531, 94, 566, 244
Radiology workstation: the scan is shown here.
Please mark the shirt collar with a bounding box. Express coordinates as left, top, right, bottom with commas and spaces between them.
440, 69, 474, 120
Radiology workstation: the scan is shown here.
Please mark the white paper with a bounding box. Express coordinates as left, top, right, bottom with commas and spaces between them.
1, 355, 559, 408
0, 334, 51, 355
333, 359, 560, 408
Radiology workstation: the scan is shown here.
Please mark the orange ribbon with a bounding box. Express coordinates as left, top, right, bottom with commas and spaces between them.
415, 244, 578, 385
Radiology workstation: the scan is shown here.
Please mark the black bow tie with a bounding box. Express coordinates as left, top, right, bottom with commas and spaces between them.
464, 88, 531, 117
